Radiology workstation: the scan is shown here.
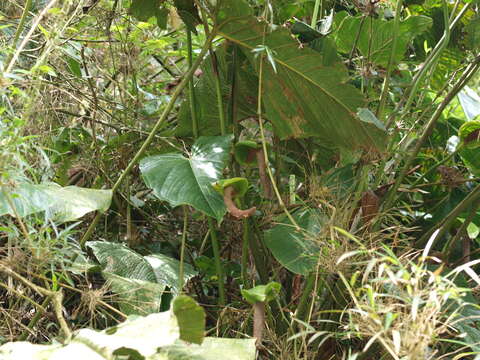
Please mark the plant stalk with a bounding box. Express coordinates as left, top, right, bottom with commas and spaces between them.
208, 217, 226, 306
311, 0, 322, 28
187, 29, 199, 138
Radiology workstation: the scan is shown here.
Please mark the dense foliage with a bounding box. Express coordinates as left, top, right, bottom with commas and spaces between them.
1, 0, 480, 359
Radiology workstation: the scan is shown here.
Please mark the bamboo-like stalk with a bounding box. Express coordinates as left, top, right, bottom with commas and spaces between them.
310, 0, 322, 28
187, 30, 199, 138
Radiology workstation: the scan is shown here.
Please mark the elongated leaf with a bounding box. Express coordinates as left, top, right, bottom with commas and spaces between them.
140, 135, 233, 221
217, 2, 386, 150
264, 208, 324, 275
334, 12, 432, 66
0, 183, 112, 221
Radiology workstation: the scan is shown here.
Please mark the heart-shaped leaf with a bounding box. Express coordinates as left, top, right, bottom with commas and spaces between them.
88, 242, 197, 314
139, 135, 233, 221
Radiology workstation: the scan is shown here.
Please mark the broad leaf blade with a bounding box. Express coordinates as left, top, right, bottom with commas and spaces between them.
217, 2, 386, 150
264, 208, 324, 275
0, 183, 112, 221
139, 135, 233, 221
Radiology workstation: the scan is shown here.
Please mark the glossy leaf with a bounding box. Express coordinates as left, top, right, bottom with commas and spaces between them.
139, 135, 233, 221
88, 242, 197, 314
0, 183, 112, 221
263, 208, 324, 275
217, 1, 386, 150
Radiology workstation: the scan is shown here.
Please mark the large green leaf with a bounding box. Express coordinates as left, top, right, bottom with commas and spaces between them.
139, 135, 233, 221
88, 242, 197, 314
0, 296, 256, 360
216, 2, 386, 150
0, 183, 112, 221
333, 12, 433, 66
176, 44, 258, 136
264, 208, 324, 275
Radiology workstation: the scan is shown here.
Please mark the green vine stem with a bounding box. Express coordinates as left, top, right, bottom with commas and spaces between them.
241, 217, 250, 288
11, 0, 33, 50
376, 0, 403, 119
208, 217, 226, 306
79, 29, 217, 247
187, 29, 199, 138
310, 0, 322, 28
211, 50, 226, 135
178, 206, 188, 292
400, 0, 451, 117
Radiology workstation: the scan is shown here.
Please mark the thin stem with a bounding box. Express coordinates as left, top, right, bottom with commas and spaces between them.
376, 0, 403, 119
242, 218, 250, 288
19, 295, 51, 341
6, 0, 59, 73
311, 0, 322, 28
348, 16, 366, 65
79, 29, 217, 247
179, 206, 188, 292
256, 43, 299, 229
11, 0, 33, 49
401, 0, 451, 116
187, 29, 199, 138
211, 50, 226, 135
294, 272, 316, 326
208, 217, 226, 306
